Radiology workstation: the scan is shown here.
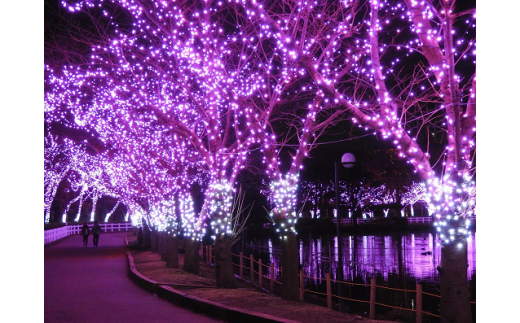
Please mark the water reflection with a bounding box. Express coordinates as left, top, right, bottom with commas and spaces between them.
247, 232, 476, 284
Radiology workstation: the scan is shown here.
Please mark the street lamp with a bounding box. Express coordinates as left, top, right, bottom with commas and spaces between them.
335, 152, 355, 311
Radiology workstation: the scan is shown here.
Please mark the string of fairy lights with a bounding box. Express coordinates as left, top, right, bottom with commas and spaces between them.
46, 0, 476, 246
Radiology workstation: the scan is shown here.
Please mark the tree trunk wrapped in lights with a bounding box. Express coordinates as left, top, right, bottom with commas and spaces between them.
148, 198, 180, 260
267, 176, 301, 300
179, 188, 205, 275
206, 181, 252, 289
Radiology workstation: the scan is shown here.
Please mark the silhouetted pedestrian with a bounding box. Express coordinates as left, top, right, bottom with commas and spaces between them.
81, 222, 90, 247
92, 220, 102, 247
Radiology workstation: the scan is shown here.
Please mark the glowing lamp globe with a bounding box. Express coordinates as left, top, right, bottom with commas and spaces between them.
341, 153, 356, 169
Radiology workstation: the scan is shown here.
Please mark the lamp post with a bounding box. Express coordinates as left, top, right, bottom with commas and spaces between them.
335, 152, 355, 311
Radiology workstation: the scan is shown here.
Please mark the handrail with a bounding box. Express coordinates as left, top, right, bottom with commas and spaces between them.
44, 222, 133, 245
375, 301, 415, 311
332, 279, 369, 287
422, 290, 441, 298
376, 285, 416, 293
332, 215, 477, 225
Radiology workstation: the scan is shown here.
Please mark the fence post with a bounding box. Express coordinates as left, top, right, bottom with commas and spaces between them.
299, 270, 304, 302
326, 273, 332, 309
250, 254, 254, 281
270, 263, 274, 292
369, 278, 376, 319
239, 252, 244, 278
258, 258, 263, 287
200, 244, 204, 258
416, 283, 422, 323
209, 245, 213, 264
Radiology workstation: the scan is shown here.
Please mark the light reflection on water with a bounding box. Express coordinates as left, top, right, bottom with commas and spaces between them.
247, 232, 476, 284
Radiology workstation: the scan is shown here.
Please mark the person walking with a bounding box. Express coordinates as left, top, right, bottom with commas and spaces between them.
81, 222, 90, 247
92, 220, 102, 247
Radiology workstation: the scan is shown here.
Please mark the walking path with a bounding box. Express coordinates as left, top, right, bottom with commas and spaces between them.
44, 232, 224, 323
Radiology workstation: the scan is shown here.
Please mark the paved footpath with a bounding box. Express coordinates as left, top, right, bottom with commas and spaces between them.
45, 232, 224, 323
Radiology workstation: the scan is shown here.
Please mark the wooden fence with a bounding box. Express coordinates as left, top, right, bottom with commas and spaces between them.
199, 245, 476, 323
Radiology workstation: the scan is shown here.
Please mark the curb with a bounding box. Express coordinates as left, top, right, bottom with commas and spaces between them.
126, 251, 300, 323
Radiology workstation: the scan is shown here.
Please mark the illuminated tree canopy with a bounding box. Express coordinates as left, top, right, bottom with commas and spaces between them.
46, 0, 476, 230
45, 0, 475, 317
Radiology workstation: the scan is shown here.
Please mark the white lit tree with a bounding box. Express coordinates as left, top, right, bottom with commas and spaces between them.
44, 134, 75, 223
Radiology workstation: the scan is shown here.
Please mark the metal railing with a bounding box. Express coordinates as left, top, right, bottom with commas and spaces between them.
44, 222, 134, 245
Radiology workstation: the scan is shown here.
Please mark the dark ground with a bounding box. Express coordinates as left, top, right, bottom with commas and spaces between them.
127, 234, 396, 323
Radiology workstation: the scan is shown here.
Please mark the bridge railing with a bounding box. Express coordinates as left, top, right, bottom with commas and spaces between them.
44, 222, 134, 245
332, 215, 476, 226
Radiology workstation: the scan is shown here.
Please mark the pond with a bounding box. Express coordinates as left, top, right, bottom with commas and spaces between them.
245, 232, 476, 283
